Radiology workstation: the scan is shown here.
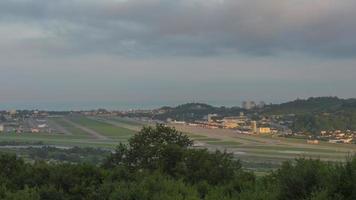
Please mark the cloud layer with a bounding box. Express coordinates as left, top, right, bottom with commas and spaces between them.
1, 0, 356, 57
1, 0, 356, 109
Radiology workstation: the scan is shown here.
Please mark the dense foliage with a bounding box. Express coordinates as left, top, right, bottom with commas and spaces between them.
292, 112, 356, 133
263, 97, 356, 115
0, 124, 355, 200
26, 146, 110, 164
153, 103, 244, 122
263, 97, 356, 133
0, 142, 110, 164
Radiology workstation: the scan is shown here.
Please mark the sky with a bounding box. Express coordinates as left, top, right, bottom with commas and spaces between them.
1, 0, 356, 110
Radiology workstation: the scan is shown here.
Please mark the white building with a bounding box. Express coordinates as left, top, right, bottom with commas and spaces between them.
207, 114, 218, 123
242, 101, 256, 110
251, 121, 257, 133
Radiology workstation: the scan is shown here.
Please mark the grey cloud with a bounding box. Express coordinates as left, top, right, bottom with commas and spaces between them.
1, 0, 356, 57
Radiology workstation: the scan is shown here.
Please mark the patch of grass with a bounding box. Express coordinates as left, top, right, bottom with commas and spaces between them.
206, 141, 242, 146
49, 118, 92, 138
0, 116, 138, 149
194, 138, 221, 142
69, 117, 136, 139
0, 136, 121, 149
238, 145, 352, 153
185, 133, 208, 139
109, 117, 147, 127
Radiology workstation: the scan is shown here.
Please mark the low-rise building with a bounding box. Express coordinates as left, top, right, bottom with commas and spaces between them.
223, 121, 239, 129
222, 116, 246, 129
242, 101, 256, 110
258, 127, 271, 134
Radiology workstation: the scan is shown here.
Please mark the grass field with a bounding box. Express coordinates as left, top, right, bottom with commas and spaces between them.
49, 117, 91, 138
0, 133, 119, 148
68, 116, 136, 140
93, 117, 356, 166
1, 115, 355, 171
169, 124, 356, 171
0, 116, 137, 149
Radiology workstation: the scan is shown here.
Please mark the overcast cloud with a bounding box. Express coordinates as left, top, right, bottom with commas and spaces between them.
1, 0, 356, 109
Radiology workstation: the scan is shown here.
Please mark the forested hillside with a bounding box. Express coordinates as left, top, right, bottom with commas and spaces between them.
263, 97, 356, 115
153, 103, 243, 121
263, 97, 356, 133
153, 98, 356, 133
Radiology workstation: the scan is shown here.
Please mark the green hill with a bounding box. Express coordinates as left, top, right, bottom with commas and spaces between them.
263, 97, 356, 115
154, 103, 242, 121
262, 97, 356, 133
152, 97, 356, 133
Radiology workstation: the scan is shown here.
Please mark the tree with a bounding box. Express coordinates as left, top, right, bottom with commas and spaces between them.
104, 124, 251, 188
4, 186, 40, 200
103, 124, 192, 170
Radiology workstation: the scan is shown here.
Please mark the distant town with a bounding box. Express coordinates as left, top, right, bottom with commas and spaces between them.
2, 97, 356, 145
